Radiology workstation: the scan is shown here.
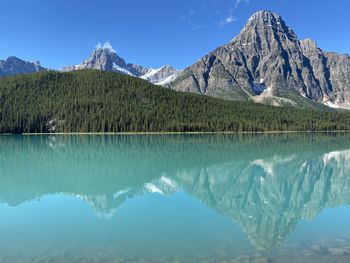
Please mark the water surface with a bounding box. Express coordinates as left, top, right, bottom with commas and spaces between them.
1, 134, 350, 262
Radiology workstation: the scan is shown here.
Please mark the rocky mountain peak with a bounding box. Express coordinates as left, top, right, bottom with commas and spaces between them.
241, 10, 295, 38
6, 56, 23, 62
247, 10, 282, 23
230, 10, 299, 59
81, 43, 128, 72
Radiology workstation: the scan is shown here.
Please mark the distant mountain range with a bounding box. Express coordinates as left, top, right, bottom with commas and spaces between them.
0, 10, 350, 109
0, 56, 45, 77
0, 43, 180, 86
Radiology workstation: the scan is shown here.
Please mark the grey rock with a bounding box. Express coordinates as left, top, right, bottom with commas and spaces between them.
300, 39, 350, 107
324, 52, 350, 106
235, 255, 250, 263
253, 257, 270, 263
310, 244, 322, 252
328, 247, 350, 256
299, 39, 333, 99
0, 56, 46, 77
170, 10, 350, 109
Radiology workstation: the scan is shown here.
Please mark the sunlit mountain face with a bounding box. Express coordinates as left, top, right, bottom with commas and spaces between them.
1, 134, 350, 262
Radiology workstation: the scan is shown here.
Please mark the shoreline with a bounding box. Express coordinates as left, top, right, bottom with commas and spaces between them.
0, 130, 349, 135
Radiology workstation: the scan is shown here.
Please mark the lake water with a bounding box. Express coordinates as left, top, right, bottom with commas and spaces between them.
1, 134, 350, 263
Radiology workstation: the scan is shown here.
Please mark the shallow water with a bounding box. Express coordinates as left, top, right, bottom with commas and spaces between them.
1, 134, 350, 263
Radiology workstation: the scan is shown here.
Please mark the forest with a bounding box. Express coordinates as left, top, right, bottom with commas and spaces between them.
0, 70, 350, 133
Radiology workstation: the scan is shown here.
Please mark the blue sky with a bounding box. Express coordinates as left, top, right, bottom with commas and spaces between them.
0, 0, 349, 70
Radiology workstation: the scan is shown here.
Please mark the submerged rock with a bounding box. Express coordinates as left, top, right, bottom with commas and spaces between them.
328, 247, 350, 256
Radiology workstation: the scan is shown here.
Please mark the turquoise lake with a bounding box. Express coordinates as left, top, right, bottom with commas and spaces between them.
1, 134, 350, 263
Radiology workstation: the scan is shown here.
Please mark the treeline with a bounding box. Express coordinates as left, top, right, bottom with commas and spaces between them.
0, 70, 350, 133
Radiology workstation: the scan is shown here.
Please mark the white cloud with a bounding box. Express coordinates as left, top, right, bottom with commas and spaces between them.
180, 0, 250, 30
225, 16, 236, 23
179, 9, 203, 30
235, 0, 250, 9
179, 9, 195, 23
218, 14, 237, 27
216, 0, 250, 28
95, 41, 115, 52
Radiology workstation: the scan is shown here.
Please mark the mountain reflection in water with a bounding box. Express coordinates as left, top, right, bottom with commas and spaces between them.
0, 134, 350, 253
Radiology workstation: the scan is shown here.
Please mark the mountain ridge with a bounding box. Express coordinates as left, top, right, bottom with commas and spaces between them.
62, 43, 181, 86
0, 56, 46, 76
0, 44, 181, 86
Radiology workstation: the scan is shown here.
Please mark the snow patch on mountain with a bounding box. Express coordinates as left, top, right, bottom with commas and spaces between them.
141, 65, 181, 85
112, 63, 133, 76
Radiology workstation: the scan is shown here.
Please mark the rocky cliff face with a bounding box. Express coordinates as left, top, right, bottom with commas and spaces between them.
0, 56, 46, 76
170, 10, 350, 109
300, 39, 350, 108
62, 43, 180, 86
324, 52, 350, 107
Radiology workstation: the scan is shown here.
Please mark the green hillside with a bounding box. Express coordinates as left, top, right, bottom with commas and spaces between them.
0, 70, 350, 133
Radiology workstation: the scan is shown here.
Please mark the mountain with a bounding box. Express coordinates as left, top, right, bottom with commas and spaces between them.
62, 43, 180, 85
170, 10, 350, 109
0, 56, 46, 76
1, 70, 350, 133
140, 65, 180, 85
